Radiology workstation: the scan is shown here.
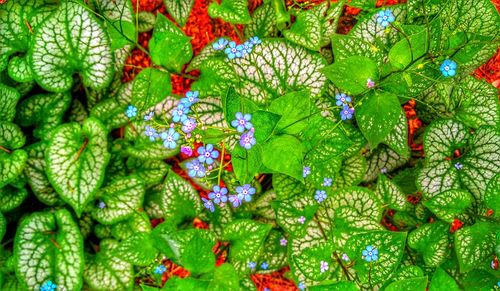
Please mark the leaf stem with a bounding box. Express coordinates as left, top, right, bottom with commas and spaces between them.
0, 145, 11, 154
74, 138, 89, 162
217, 142, 226, 186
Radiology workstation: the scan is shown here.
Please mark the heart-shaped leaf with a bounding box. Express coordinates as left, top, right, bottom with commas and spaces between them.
30, 2, 114, 92
164, 0, 194, 27
24, 142, 59, 205
423, 190, 473, 222
0, 84, 20, 122
132, 68, 172, 111
14, 209, 84, 290
114, 232, 158, 266
484, 173, 500, 218
208, 0, 251, 24
262, 135, 305, 181
0, 184, 28, 212
244, 2, 277, 38
46, 117, 110, 215
84, 239, 134, 291
92, 175, 145, 225
454, 222, 499, 272
322, 56, 378, 95
0, 150, 28, 189
407, 222, 450, 267
376, 174, 410, 212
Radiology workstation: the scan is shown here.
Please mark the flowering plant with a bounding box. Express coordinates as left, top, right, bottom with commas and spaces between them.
0, 0, 499, 290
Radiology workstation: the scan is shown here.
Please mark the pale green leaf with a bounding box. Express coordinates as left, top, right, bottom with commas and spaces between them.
208, 0, 251, 24
7, 56, 33, 83
407, 222, 450, 267
454, 222, 499, 272
0, 150, 28, 189
385, 276, 427, 291
137, 11, 156, 32
383, 109, 410, 158
484, 173, 500, 218
110, 212, 152, 240
0, 84, 20, 122
132, 68, 172, 111
114, 232, 158, 266
14, 209, 84, 290
376, 174, 410, 211
164, 0, 194, 27
423, 189, 473, 222
126, 158, 169, 186
262, 135, 305, 181
0, 122, 25, 150
124, 121, 179, 160
272, 173, 307, 200
92, 175, 145, 225
46, 118, 110, 216
363, 145, 409, 182
24, 142, 59, 205
84, 239, 134, 291
429, 267, 460, 291
244, 3, 277, 38
30, 2, 114, 92
0, 184, 28, 212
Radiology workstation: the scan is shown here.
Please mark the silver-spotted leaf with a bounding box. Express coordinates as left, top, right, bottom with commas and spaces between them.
164, 0, 194, 27
46, 118, 110, 216
114, 232, 158, 266
30, 2, 114, 92
0, 84, 20, 122
454, 222, 499, 272
0, 150, 28, 189
208, 0, 251, 24
363, 145, 409, 182
407, 222, 450, 267
14, 209, 84, 290
376, 175, 410, 211
24, 142, 59, 205
244, 2, 277, 38
0, 184, 28, 212
423, 190, 473, 222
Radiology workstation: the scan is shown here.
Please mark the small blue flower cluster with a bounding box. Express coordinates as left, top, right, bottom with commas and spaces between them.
362, 245, 379, 262
154, 264, 167, 275
212, 36, 262, 60
376, 9, 395, 28
202, 183, 256, 212
247, 261, 269, 270
440, 59, 457, 77
186, 143, 219, 178
336, 93, 354, 121
304, 166, 332, 204
40, 280, 57, 291
231, 112, 256, 150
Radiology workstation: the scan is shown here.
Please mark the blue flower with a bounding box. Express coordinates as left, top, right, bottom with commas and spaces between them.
186, 160, 206, 178
298, 282, 306, 291
202, 197, 215, 212
249, 36, 262, 46
180, 91, 199, 107
239, 130, 256, 150
314, 190, 327, 203
362, 245, 379, 262
160, 128, 180, 149
260, 262, 268, 270
264, 288, 270, 291
280, 238, 287, 246
125, 105, 137, 118
248, 261, 256, 269
231, 112, 253, 133
320, 261, 329, 273
208, 186, 228, 204
454, 162, 463, 170
182, 118, 197, 133
98, 201, 106, 209
236, 184, 256, 202
241, 41, 253, 55
322, 177, 332, 187
229, 195, 242, 207
440, 59, 457, 77
40, 280, 57, 291
376, 9, 395, 28
497, 281, 500, 288
172, 104, 190, 123
154, 265, 166, 275
224, 41, 243, 59
212, 38, 229, 51
144, 111, 154, 121
144, 125, 158, 141
298, 216, 306, 224
340, 105, 354, 120
197, 144, 219, 165
335, 93, 352, 106
303, 166, 311, 178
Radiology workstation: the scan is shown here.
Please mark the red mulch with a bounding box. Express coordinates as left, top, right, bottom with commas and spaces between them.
124, 0, 500, 289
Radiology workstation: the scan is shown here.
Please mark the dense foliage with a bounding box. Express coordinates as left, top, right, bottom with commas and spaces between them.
0, 0, 499, 290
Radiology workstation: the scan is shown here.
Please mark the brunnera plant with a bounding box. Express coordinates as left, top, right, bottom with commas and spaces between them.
0, 0, 499, 290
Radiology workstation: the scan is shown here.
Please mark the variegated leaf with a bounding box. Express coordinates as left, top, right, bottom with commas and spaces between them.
407, 222, 450, 267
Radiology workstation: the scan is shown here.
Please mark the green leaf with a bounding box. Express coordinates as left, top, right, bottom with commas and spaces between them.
124, 121, 179, 160
388, 28, 428, 70
0, 150, 28, 189
137, 11, 156, 32
0, 212, 5, 241
92, 175, 145, 225
46, 117, 110, 216
335, 154, 366, 188
149, 14, 192, 72
16, 93, 72, 140
331, 34, 385, 67
132, 68, 172, 111
90, 0, 136, 50
344, 231, 407, 284
24, 142, 59, 205
164, 0, 194, 27
223, 219, 272, 274
0, 184, 28, 212
0, 122, 25, 150
110, 212, 152, 240
407, 222, 450, 267
91, 82, 134, 131
8, 56, 33, 82
208, 0, 251, 24
272, 173, 307, 200
274, 195, 318, 237
163, 277, 208, 290
485, 174, 500, 218
423, 190, 473, 222
251, 110, 281, 142
207, 263, 240, 291
269, 91, 310, 134
383, 109, 410, 158
376, 174, 410, 211
356, 91, 402, 149
262, 134, 305, 181
30, 2, 114, 92
282, 2, 343, 51
84, 239, 134, 291
454, 222, 499, 273
126, 158, 169, 186
231, 144, 262, 184
192, 39, 327, 105
385, 276, 428, 291
222, 87, 259, 127
14, 209, 84, 290
429, 267, 460, 291
244, 2, 277, 38
322, 56, 378, 95
144, 170, 202, 223
114, 232, 158, 266
364, 145, 409, 182
418, 120, 500, 199
0, 84, 20, 122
